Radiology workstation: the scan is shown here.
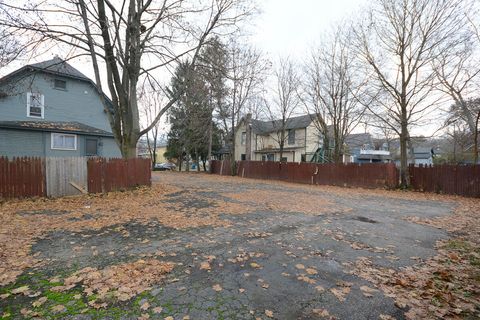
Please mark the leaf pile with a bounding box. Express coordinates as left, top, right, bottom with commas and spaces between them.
53, 259, 175, 308
0, 183, 236, 285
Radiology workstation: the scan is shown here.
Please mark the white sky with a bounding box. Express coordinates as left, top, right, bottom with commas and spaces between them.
251, 0, 368, 58
4, 0, 441, 137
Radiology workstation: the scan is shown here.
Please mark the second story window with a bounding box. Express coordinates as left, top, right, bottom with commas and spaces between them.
241, 132, 246, 145
288, 129, 295, 145
27, 92, 44, 118
54, 79, 67, 90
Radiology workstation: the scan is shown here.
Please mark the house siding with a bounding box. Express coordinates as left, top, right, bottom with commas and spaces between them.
0, 73, 111, 132
0, 68, 121, 158
0, 128, 121, 158
0, 128, 45, 157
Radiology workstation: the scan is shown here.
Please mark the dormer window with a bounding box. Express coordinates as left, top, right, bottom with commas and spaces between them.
27, 92, 44, 118
54, 79, 67, 90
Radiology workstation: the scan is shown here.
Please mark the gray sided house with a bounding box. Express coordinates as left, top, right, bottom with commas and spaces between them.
0, 57, 121, 158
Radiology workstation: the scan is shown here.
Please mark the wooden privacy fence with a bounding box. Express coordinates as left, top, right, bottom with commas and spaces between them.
409, 164, 480, 197
212, 160, 399, 189
87, 157, 151, 193
46, 157, 88, 197
0, 157, 45, 198
0, 156, 151, 199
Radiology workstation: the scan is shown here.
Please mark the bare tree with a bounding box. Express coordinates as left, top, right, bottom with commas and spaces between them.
0, 0, 254, 158
303, 25, 367, 163
139, 81, 167, 167
217, 40, 267, 172
354, 0, 466, 187
265, 57, 301, 162
0, 30, 22, 70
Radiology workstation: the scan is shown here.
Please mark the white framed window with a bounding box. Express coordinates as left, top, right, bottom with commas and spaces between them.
51, 133, 77, 150
26, 92, 44, 118
241, 132, 246, 145
288, 129, 295, 145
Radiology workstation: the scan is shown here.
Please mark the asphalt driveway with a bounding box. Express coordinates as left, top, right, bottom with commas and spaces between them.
1, 172, 476, 319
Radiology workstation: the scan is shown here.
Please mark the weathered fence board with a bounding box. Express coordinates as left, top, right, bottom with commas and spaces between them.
409, 164, 480, 197
0, 157, 45, 198
87, 157, 151, 193
213, 160, 399, 190
46, 157, 88, 197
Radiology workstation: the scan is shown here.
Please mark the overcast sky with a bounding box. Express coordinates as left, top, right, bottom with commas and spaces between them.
251, 0, 368, 58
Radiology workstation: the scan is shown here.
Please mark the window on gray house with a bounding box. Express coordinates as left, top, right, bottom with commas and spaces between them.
288, 129, 295, 145
267, 153, 275, 161
86, 138, 98, 156
27, 92, 44, 118
241, 154, 246, 161
51, 133, 77, 150
241, 132, 246, 145
54, 79, 67, 90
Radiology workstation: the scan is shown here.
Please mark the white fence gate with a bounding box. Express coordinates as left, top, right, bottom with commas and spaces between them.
46, 157, 88, 197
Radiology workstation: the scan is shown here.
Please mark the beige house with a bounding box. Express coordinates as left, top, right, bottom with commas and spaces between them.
234, 114, 323, 162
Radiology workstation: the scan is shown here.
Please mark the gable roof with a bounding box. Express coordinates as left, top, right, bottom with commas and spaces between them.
28, 57, 91, 81
344, 133, 373, 149
0, 57, 114, 111
0, 57, 91, 83
0, 121, 113, 137
250, 114, 316, 134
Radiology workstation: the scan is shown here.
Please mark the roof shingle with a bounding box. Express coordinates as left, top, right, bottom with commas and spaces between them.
0, 121, 113, 137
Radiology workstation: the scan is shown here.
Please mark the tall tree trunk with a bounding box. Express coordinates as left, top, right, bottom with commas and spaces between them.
475, 110, 480, 164
207, 119, 213, 168
279, 130, 285, 162
121, 141, 137, 159
177, 156, 182, 171
230, 110, 236, 175
399, 121, 409, 188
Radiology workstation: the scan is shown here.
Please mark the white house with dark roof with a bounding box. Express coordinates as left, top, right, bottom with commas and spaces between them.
234, 114, 392, 163
234, 114, 324, 162
0, 57, 121, 158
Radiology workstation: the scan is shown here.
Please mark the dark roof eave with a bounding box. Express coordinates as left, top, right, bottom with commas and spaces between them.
0, 124, 114, 137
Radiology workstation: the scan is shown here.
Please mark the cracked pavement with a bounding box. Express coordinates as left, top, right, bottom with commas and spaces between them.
1, 172, 457, 319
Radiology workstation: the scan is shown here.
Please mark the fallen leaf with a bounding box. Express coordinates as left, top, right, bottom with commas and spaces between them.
312, 308, 330, 317
360, 285, 378, 297
265, 309, 274, 318
140, 302, 150, 311
32, 297, 47, 308
315, 285, 325, 292
306, 268, 317, 275
295, 264, 305, 270
51, 305, 66, 313
152, 307, 163, 314
11, 286, 29, 294
200, 261, 211, 270
330, 288, 348, 302
212, 284, 223, 292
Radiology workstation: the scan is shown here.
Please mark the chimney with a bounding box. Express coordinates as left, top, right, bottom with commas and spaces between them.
245, 113, 252, 161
